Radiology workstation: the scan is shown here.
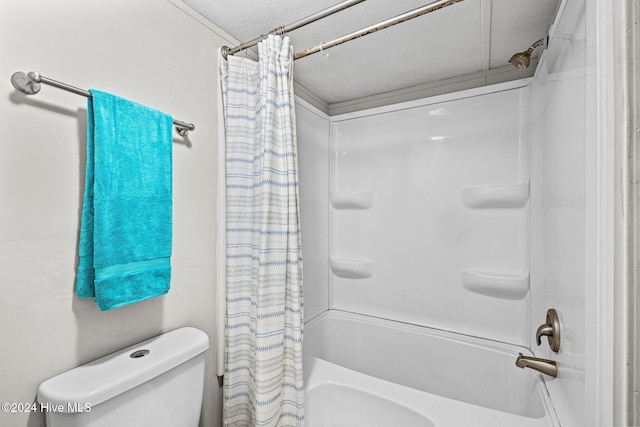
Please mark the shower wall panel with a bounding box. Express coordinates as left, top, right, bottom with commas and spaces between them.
296, 100, 331, 321
329, 86, 531, 345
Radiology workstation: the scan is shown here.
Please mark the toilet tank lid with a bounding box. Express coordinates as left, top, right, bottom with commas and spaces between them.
37, 327, 209, 411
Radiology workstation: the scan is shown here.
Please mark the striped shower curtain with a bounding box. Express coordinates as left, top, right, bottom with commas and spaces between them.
219, 35, 304, 427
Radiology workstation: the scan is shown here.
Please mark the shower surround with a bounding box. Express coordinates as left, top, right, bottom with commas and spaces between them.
295, 0, 606, 421
296, 80, 559, 426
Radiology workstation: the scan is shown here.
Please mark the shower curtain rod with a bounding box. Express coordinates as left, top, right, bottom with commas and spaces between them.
293, 0, 464, 60
222, 0, 464, 62
10, 71, 195, 136
222, 0, 367, 59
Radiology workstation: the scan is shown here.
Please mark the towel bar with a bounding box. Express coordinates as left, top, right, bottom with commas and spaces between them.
11, 71, 195, 136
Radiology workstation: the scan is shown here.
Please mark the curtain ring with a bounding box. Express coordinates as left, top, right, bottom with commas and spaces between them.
319, 42, 328, 58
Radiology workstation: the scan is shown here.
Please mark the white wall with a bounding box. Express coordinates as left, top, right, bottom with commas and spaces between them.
296, 99, 330, 321
0, 1, 232, 426
325, 84, 532, 346
530, 0, 616, 425
530, 11, 587, 422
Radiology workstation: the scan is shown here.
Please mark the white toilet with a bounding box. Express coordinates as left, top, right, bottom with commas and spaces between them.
38, 327, 209, 427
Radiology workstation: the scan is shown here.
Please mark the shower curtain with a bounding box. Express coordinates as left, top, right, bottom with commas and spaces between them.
219, 35, 304, 427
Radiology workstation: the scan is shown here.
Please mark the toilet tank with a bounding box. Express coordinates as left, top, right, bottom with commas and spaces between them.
38, 327, 209, 427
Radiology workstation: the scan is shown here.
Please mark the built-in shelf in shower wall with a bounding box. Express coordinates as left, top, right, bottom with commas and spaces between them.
331, 191, 374, 209
460, 181, 529, 300
330, 257, 373, 279
330, 191, 374, 279
460, 181, 529, 209
461, 269, 530, 300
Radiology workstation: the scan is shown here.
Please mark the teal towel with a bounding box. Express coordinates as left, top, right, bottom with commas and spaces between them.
76, 90, 173, 311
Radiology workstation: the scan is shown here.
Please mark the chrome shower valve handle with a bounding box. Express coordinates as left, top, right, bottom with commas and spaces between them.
535, 308, 561, 353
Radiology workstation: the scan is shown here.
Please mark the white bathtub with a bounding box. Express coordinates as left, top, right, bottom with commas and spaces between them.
304, 310, 559, 427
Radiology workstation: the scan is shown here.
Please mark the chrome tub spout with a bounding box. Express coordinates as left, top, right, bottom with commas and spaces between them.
515, 353, 557, 378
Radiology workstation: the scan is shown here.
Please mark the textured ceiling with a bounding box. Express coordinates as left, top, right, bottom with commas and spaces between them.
183, 0, 560, 105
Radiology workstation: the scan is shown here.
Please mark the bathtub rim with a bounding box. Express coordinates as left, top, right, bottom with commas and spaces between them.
304, 309, 560, 424
305, 309, 536, 355
305, 354, 561, 427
